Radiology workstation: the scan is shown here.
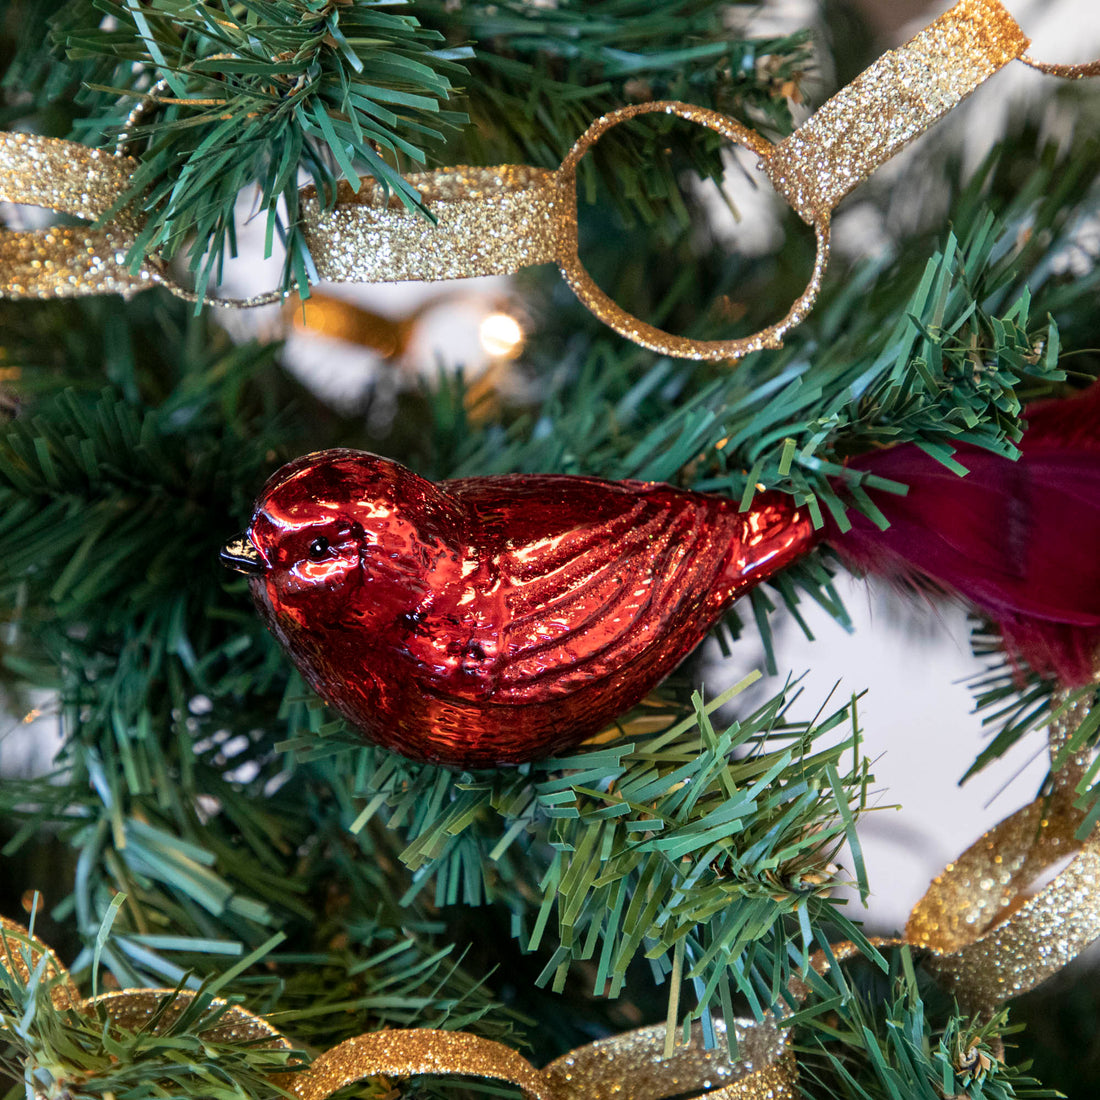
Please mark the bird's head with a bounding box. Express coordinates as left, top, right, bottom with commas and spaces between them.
222, 449, 467, 636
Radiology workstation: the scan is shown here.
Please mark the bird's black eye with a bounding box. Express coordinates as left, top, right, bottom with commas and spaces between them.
308, 537, 330, 561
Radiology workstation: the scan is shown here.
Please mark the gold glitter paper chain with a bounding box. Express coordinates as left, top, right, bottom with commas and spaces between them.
797, 777, 1100, 1017
289, 1018, 797, 1100
905, 696, 1100, 1014
0, 0, 1096, 358
0, 920, 797, 1100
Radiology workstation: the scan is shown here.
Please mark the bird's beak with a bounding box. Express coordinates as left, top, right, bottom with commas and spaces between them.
221, 534, 264, 575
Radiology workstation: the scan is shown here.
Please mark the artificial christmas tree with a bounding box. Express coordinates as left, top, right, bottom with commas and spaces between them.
1, 0, 1100, 1097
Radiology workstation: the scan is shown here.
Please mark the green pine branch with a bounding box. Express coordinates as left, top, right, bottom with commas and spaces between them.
12, 0, 470, 296
273, 672, 874, 1036
416, 0, 812, 223
795, 945, 1057, 1100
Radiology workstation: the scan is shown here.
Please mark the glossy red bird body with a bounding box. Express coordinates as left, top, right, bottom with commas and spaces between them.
232, 450, 816, 767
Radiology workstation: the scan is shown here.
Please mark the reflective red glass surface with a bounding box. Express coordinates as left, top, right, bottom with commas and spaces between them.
240, 450, 817, 767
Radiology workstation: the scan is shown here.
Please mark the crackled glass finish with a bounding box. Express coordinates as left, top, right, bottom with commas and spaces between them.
239, 450, 817, 767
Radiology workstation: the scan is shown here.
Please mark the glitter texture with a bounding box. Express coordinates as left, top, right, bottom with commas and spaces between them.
798, 705, 1100, 1017
6, 743, 1100, 1100
1047, 681, 1098, 791
301, 166, 563, 283
906, 786, 1100, 1011
542, 1018, 797, 1100
87, 989, 290, 1047
764, 0, 1028, 223
291, 1020, 798, 1100
0, 133, 159, 300
905, 698, 1100, 1012
0, 132, 138, 223
291, 1030, 550, 1100
0, 919, 286, 1042
0, 226, 157, 300
0, 920, 799, 1100
0, 134, 276, 307
555, 101, 826, 362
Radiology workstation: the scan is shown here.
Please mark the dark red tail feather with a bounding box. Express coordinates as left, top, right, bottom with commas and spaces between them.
826, 385, 1100, 685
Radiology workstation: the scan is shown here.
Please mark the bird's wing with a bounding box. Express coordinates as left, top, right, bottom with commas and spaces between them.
442, 475, 741, 701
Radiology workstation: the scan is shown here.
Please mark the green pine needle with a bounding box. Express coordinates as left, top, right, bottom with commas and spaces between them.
795, 945, 1058, 1100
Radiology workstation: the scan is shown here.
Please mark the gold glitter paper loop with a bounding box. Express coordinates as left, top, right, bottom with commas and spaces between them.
804, 784, 1100, 1013
0, 916, 80, 1009
0, 133, 137, 223
542, 1017, 798, 1100
905, 786, 1100, 1012
85, 988, 293, 1047
290, 1029, 554, 1100
553, 101, 831, 361
3, 0, 1099, 358
763, 0, 1027, 222
797, 707, 1100, 1017
0, 134, 276, 307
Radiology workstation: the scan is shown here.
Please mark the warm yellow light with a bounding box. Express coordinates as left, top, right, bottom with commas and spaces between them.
479, 311, 525, 359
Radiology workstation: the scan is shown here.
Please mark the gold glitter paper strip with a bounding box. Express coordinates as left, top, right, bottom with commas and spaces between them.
0, 134, 163, 300
0, 920, 288, 1046
799, 702, 1100, 1017
302, 166, 563, 283
542, 1017, 798, 1100
0, 920, 288, 1043
0, 226, 159, 300
87, 988, 292, 1047
764, 0, 1028, 223
290, 1029, 552, 1100
1047, 686, 1096, 793
0, 133, 138, 224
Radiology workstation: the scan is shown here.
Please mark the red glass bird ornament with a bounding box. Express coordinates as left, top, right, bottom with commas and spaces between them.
221, 451, 816, 767
222, 387, 1100, 768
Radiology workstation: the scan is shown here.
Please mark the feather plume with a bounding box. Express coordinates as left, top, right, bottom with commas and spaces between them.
828, 385, 1100, 684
